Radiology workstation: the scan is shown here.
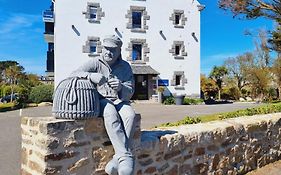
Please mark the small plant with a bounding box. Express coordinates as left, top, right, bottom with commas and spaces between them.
157, 86, 165, 93
163, 96, 175, 105
29, 84, 54, 104
183, 97, 204, 105
160, 116, 202, 127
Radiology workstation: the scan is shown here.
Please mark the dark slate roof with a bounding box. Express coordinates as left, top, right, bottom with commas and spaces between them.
131, 64, 159, 75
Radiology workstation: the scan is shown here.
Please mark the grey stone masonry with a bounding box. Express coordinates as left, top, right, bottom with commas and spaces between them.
82, 2, 105, 24
126, 38, 150, 63
21, 112, 281, 175
169, 9, 188, 28
125, 6, 150, 33
170, 71, 188, 88
169, 41, 188, 59
82, 36, 102, 57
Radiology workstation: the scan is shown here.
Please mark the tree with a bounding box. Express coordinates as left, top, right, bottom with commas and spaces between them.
5, 65, 24, 102
224, 52, 254, 96
219, 0, 281, 22
209, 66, 228, 100
0, 61, 24, 83
246, 32, 273, 101
219, 0, 281, 52
201, 74, 218, 100
268, 25, 281, 54
272, 57, 281, 99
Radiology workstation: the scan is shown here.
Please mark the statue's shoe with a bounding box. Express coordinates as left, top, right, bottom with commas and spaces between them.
118, 157, 135, 175
105, 157, 118, 175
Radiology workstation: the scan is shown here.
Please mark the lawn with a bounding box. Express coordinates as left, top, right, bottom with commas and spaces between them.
159, 102, 281, 127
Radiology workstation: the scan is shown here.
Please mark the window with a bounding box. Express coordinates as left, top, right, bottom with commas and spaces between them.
127, 39, 149, 62
175, 45, 181, 55
171, 71, 187, 88
48, 43, 54, 52
132, 44, 142, 60
89, 41, 97, 54
126, 6, 150, 32
132, 11, 142, 29
89, 6, 97, 20
175, 75, 182, 86
169, 41, 187, 59
83, 3, 105, 23
170, 10, 187, 28
175, 14, 181, 25
82, 36, 101, 56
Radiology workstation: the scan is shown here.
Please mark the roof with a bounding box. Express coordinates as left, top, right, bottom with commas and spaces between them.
131, 64, 159, 75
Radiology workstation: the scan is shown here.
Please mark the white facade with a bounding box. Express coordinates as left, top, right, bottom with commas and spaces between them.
55, 0, 202, 99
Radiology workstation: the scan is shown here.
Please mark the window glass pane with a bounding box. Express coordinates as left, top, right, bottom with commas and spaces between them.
175, 14, 181, 25
48, 43, 54, 51
175, 45, 181, 55
132, 44, 142, 60
176, 75, 182, 86
90, 6, 97, 19
89, 41, 97, 53
132, 11, 142, 28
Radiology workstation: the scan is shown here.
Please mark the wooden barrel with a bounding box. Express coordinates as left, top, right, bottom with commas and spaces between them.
52, 77, 100, 119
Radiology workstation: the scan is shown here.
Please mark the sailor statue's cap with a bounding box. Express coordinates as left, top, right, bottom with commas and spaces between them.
103, 35, 123, 48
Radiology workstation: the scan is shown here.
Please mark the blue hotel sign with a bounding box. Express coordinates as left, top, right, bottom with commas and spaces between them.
158, 79, 169, 86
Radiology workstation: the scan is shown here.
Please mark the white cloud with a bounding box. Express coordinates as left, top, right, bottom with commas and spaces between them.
0, 13, 41, 34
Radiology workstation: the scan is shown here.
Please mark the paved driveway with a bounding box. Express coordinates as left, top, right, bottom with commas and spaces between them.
0, 102, 263, 175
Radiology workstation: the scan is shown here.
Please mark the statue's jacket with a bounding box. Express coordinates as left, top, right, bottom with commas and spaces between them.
71, 56, 135, 104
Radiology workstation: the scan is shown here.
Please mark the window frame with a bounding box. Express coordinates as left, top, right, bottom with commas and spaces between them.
83, 2, 105, 24
126, 6, 150, 33
126, 38, 150, 63
82, 36, 102, 57
170, 10, 187, 28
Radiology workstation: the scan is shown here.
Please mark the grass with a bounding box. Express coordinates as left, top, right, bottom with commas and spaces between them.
158, 102, 281, 127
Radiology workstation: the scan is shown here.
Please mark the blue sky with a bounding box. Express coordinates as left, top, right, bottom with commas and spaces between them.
0, 0, 274, 76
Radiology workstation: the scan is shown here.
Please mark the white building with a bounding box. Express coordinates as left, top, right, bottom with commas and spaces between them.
55, 0, 203, 100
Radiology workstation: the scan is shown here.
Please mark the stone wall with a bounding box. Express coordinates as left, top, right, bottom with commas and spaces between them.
21, 113, 281, 175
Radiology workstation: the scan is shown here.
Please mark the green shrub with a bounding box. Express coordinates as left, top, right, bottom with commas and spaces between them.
158, 102, 281, 127
163, 96, 175, 105
29, 84, 54, 104
159, 116, 201, 127
183, 98, 204, 105
219, 103, 281, 120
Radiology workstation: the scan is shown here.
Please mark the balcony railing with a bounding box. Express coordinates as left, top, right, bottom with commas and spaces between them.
43, 10, 54, 23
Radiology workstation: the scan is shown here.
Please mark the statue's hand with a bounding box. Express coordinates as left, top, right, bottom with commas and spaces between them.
108, 78, 122, 91
89, 73, 107, 85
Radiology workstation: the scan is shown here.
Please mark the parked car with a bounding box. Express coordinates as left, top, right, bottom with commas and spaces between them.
0, 94, 18, 103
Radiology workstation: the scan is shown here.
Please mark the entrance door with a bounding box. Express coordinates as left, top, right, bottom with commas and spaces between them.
133, 75, 148, 100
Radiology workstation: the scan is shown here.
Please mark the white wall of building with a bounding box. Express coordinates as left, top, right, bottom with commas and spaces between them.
55, 0, 201, 97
